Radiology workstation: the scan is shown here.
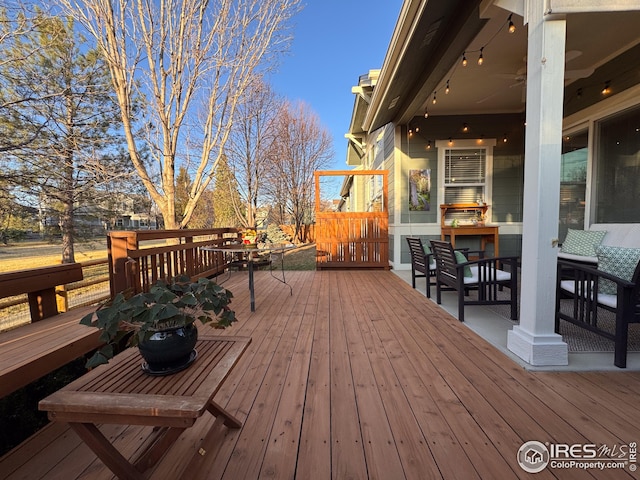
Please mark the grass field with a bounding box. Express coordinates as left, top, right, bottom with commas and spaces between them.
0, 240, 317, 273
280, 243, 316, 270
0, 240, 110, 273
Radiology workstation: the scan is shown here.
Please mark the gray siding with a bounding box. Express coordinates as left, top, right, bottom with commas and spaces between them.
399, 113, 525, 225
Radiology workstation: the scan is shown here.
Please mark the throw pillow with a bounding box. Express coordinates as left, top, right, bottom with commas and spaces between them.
560, 228, 607, 257
454, 250, 473, 277
596, 245, 640, 295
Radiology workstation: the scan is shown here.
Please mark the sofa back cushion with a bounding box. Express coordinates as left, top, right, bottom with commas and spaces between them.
590, 223, 640, 249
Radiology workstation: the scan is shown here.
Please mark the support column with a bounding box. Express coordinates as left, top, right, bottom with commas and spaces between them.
507, 2, 568, 365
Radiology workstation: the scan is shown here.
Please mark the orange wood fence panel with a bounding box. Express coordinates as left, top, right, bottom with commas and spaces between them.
315, 170, 389, 270
315, 212, 389, 269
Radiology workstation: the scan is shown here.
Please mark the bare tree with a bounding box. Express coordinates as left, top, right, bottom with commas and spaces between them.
266, 101, 334, 243
225, 76, 282, 228
58, 0, 301, 230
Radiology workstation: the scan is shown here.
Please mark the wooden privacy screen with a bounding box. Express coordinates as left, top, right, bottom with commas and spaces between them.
315, 170, 389, 270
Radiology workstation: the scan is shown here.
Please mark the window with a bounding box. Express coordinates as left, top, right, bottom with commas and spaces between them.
443, 148, 486, 203
594, 105, 640, 222
436, 139, 495, 223
559, 130, 588, 239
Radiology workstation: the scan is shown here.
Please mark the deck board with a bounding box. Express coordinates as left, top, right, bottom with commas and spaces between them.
2, 270, 640, 479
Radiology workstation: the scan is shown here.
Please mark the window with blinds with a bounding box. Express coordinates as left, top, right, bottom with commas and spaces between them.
436, 139, 495, 223
444, 148, 486, 203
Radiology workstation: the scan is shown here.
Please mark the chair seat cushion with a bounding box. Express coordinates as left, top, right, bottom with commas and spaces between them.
557, 251, 598, 264
559, 280, 617, 308
463, 267, 511, 285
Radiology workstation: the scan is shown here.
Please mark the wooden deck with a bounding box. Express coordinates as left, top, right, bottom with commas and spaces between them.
3, 270, 640, 479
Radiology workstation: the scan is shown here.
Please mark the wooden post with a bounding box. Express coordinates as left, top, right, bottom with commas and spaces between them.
108, 232, 138, 297
55, 284, 69, 313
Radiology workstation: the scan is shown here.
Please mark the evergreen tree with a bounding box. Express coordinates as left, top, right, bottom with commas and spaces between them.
212, 156, 243, 228
0, 13, 124, 262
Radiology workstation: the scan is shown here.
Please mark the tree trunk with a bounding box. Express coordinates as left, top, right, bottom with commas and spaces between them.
61, 198, 75, 263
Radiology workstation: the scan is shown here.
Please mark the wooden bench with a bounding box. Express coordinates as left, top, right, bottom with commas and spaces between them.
0, 264, 102, 398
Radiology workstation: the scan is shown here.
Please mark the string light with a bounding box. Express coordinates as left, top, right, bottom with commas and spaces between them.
462, 123, 469, 133
503, 134, 508, 143
602, 81, 611, 95
426, 140, 432, 150
428, 14, 519, 113
448, 137, 453, 146
424, 109, 429, 119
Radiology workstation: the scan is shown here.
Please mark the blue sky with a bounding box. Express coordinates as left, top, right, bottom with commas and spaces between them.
268, 1, 402, 171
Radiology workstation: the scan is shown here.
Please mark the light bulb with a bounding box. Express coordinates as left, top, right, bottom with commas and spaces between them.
424, 110, 429, 119
432, 92, 437, 104
445, 80, 450, 94
462, 53, 467, 67
477, 48, 484, 66
508, 14, 515, 33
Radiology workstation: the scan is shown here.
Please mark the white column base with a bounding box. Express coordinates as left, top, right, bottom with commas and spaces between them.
507, 326, 568, 366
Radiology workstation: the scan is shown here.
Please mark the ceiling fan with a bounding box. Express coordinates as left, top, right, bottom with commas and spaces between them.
477, 50, 594, 104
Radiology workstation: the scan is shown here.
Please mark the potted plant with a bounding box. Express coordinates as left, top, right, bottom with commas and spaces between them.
81, 275, 236, 373
473, 210, 486, 227
241, 227, 258, 246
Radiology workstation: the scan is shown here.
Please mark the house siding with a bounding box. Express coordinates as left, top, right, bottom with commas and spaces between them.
398, 113, 526, 226
492, 153, 525, 223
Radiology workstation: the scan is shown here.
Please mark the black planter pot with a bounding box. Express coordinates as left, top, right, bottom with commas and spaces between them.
138, 323, 198, 375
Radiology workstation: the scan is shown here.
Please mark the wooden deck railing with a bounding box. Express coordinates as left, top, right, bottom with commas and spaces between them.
108, 228, 241, 295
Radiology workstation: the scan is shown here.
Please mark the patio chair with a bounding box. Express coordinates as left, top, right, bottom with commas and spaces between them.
429, 240, 519, 322
407, 237, 476, 299
556, 258, 640, 368
406, 237, 435, 298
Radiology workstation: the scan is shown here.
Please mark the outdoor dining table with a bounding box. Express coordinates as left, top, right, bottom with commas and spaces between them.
203, 243, 294, 312
39, 334, 251, 480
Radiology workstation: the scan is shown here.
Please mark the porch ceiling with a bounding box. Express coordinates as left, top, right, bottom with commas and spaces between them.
366, 0, 640, 131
